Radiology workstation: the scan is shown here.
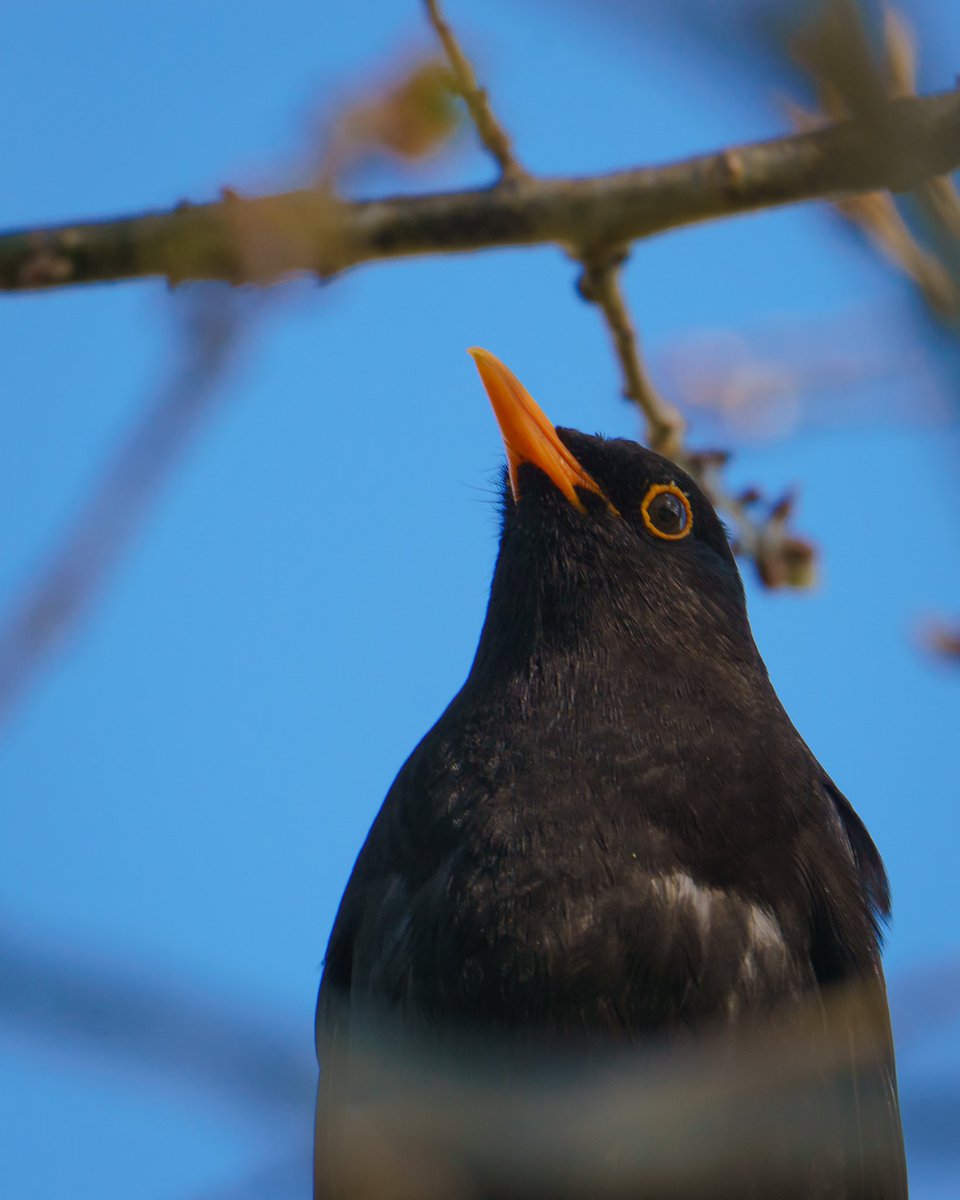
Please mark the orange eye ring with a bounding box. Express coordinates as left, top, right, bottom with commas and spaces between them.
641, 483, 693, 541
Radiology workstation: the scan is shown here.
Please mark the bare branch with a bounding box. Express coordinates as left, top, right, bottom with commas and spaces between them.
577, 253, 685, 457
572, 255, 815, 587
683, 452, 817, 591
3, 88, 960, 293
423, 0, 525, 181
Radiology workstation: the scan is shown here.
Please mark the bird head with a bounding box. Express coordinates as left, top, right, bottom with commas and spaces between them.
468, 348, 759, 680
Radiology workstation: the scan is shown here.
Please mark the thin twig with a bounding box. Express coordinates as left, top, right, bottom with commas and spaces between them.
3, 88, 960, 292
423, 0, 525, 181
573, 255, 815, 585
577, 253, 685, 457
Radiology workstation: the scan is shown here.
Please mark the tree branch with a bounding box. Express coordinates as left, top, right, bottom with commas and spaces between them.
576, 253, 685, 457
3, 88, 960, 292
423, 0, 525, 181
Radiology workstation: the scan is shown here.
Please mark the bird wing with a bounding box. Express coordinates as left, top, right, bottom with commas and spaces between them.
805, 776, 908, 1200
313, 854, 419, 1199
312, 986, 345, 1200
313, 760, 909, 1200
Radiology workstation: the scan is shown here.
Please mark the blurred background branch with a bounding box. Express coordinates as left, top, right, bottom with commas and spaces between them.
0, 923, 314, 1115
0, 290, 255, 722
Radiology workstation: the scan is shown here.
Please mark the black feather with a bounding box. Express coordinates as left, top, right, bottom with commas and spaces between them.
315, 433, 907, 1199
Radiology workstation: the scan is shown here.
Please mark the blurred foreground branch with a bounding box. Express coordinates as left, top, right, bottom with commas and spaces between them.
1, 923, 956, 1191
316, 977, 941, 1199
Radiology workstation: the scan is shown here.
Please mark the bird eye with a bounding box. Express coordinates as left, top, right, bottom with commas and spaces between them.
641, 483, 693, 541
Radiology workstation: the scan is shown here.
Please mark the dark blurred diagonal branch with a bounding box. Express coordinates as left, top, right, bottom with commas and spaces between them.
3, 88, 960, 292
0, 924, 313, 1114
0, 57, 462, 725
0, 291, 251, 722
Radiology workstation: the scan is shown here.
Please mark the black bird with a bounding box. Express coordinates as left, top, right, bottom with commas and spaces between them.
314, 349, 907, 1200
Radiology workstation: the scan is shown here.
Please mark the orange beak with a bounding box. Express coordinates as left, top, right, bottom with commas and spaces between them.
468, 348, 606, 512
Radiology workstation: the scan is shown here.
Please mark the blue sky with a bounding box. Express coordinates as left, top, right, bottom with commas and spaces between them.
1, 2, 958, 1197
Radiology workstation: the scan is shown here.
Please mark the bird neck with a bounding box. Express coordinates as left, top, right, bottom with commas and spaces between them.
466, 533, 764, 711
